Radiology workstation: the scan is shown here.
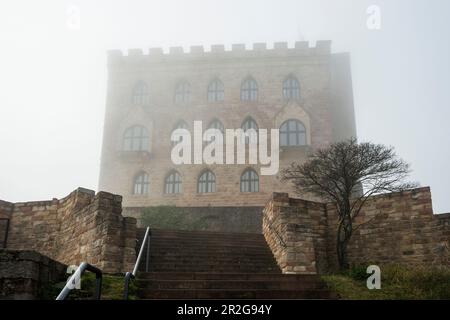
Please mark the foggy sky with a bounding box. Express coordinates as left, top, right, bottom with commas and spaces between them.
0, 0, 449, 213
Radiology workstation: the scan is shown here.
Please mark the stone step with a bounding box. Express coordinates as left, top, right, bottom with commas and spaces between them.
142, 261, 279, 268
146, 232, 266, 239
146, 252, 273, 261
138, 289, 335, 299
138, 272, 318, 281
147, 240, 270, 248
144, 263, 281, 273
137, 279, 325, 290
139, 229, 264, 239
141, 260, 277, 267
144, 264, 280, 270
145, 266, 280, 273
137, 228, 280, 273
143, 260, 280, 266
134, 229, 336, 300
146, 251, 275, 258
147, 247, 274, 254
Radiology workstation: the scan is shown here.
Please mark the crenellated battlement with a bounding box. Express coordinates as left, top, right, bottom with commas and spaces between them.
107, 41, 332, 64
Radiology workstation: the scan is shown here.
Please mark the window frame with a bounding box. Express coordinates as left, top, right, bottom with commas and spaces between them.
207, 79, 224, 102
197, 170, 216, 193
241, 117, 258, 144
171, 121, 189, 146
279, 119, 307, 147
240, 169, 260, 193
164, 171, 182, 194
241, 77, 258, 102
282, 76, 300, 100
132, 81, 150, 106
123, 125, 150, 151
174, 81, 191, 104
133, 172, 150, 195
207, 119, 224, 133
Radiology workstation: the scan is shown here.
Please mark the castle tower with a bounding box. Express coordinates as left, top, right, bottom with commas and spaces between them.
99, 41, 356, 228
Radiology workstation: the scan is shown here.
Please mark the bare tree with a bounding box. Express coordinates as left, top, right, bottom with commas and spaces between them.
281, 138, 417, 270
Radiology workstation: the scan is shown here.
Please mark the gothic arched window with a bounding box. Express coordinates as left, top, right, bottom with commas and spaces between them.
133, 172, 149, 195
132, 81, 150, 106
207, 79, 224, 102
240, 169, 259, 192
208, 119, 224, 133
171, 121, 188, 146
164, 171, 182, 194
241, 117, 258, 144
175, 81, 191, 103
198, 170, 216, 193
241, 77, 258, 101
279, 119, 306, 146
283, 76, 300, 100
123, 125, 149, 151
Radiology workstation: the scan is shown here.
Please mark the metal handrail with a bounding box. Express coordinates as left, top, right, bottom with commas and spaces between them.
56, 262, 103, 300
124, 226, 151, 300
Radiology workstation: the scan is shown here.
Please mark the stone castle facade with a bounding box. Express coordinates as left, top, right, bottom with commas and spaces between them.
98, 41, 356, 209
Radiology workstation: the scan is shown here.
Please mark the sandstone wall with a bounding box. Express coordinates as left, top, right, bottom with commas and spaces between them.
0, 250, 67, 299
263, 193, 329, 274
263, 188, 450, 274
326, 187, 450, 269
0, 201, 13, 248
0, 200, 13, 219
4, 188, 137, 273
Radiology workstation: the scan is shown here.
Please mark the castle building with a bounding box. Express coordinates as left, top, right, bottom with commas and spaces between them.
99, 41, 357, 224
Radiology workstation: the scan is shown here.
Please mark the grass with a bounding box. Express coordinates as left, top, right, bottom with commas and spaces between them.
42, 273, 138, 300
322, 264, 450, 300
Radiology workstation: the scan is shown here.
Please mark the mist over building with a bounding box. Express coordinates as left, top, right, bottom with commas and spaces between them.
99, 41, 356, 222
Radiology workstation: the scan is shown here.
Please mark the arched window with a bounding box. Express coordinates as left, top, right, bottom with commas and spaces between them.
206, 119, 224, 157
283, 76, 300, 100
240, 169, 259, 192
165, 171, 182, 194
133, 172, 149, 195
198, 170, 216, 193
123, 126, 149, 151
208, 119, 224, 133
207, 79, 224, 102
241, 117, 258, 144
175, 81, 191, 103
171, 121, 188, 146
279, 119, 307, 146
241, 78, 258, 101
132, 81, 150, 106
174, 120, 188, 130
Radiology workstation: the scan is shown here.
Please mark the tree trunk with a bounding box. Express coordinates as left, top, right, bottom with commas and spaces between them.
336, 212, 352, 270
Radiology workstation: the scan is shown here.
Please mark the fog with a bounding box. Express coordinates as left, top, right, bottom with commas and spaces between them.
0, 0, 449, 213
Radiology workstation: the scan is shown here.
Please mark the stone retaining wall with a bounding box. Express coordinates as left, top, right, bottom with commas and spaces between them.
263, 187, 450, 274
2, 188, 137, 273
0, 250, 67, 299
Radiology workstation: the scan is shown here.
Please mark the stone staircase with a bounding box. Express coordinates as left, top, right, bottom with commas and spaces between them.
135, 228, 335, 299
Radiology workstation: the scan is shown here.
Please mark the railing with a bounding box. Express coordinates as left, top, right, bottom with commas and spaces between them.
123, 226, 151, 300
56, 262, 103, 300
0, 218, 9, 248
